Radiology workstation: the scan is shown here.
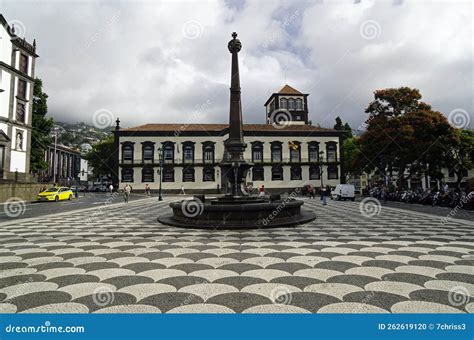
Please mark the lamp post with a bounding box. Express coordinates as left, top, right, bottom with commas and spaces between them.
319, 151, 324, 189
158, 147, 163, 201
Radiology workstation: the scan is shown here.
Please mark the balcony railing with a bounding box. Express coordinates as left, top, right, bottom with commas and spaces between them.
120, 157, 339, 165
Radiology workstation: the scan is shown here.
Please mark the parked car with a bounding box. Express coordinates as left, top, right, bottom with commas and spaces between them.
37, 187, 74, 202
331, 184, 355, 201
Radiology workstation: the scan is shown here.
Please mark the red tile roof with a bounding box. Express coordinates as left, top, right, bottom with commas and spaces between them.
277, 84, 303, 95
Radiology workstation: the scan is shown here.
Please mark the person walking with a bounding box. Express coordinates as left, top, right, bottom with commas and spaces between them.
309, 185, 315, 199
322, 186, 328, 206
109, 184, 114, 195
180, 185, 185, 195
145, 184, 150, 196
123, 184, 131, 203
258, 185, 265, 198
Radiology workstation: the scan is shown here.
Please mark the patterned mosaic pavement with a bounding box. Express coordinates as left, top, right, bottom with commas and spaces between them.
0, 197, 473, 313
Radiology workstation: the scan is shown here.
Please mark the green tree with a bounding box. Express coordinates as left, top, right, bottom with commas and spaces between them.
355, 87, 457, 189
84, 136, 115, 178
333, 116, 352, 139
448, 129, 474, 189
30, 78, 53, 173
343, 137, 361, 177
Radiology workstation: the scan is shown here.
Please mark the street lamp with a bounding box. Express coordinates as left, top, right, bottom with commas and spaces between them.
158, 147, 163, 201
319, 151, 324, 189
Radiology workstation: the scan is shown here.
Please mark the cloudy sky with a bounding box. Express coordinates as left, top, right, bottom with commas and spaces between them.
1, 0, 472, 130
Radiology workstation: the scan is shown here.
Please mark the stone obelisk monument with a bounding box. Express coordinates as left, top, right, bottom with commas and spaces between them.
220, 32, 252, 197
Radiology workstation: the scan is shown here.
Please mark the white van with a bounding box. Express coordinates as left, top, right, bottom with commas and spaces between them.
331, 184, 355, 201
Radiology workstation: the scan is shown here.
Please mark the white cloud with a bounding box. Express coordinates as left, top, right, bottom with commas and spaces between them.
1, 0, 471, 129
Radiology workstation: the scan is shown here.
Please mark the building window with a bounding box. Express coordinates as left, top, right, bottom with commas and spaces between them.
183, 166, 195, 182
309, 165, 320, 180
142, 167, 154, 182
326, 143, 337, 162
288, 98, 295, 110
121, 168, 133, 182
163, 167, 174, 182
252, 166, 264, 181
328, 165, 338, 179
252, 142, 263, 162
289, 141, 301, 162
182, 142, 194, 163
271, 143, 282, 163
280, 98, 287, 109
290, 166, 302, 180
203, 167, 215, 182
163, 143, 174, 164
203, 142, 215, 164
122, 143, 134, 163
17, 79, 27, 99
308, 143, 319, 162
272, 165, 283, 181
16, 102, 25, 123
15, 131, 23, 150
142, 143, 154, 163
296, 98, 303, 110
20, 54, 28, 74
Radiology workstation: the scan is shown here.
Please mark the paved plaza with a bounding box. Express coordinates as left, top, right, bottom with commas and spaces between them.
0, 197, 473, 314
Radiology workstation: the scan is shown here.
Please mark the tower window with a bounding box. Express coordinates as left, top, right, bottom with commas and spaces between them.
296, 98, 303, 110
288, 98, 295, 110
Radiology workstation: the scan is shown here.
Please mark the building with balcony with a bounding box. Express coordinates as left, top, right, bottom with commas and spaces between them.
114, 85, 345, 193
0, 15, 38, 181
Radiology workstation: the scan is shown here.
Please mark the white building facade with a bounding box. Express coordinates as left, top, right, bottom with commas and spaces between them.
0, 15, 38, 181
115, 86, 345, 193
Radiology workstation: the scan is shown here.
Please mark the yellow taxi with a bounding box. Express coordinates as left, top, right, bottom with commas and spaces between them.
36, 187, 74, 202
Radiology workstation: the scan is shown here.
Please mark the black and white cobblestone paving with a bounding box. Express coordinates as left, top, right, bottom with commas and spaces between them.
0, 198, 473, 313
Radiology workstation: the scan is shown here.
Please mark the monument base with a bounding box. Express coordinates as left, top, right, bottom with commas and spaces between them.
157, 197, 316, 229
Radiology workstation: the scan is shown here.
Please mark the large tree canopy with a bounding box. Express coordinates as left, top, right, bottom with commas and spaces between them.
354, 87, 460, 189
30, 78, 54, 173
84, 136, 115, 178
